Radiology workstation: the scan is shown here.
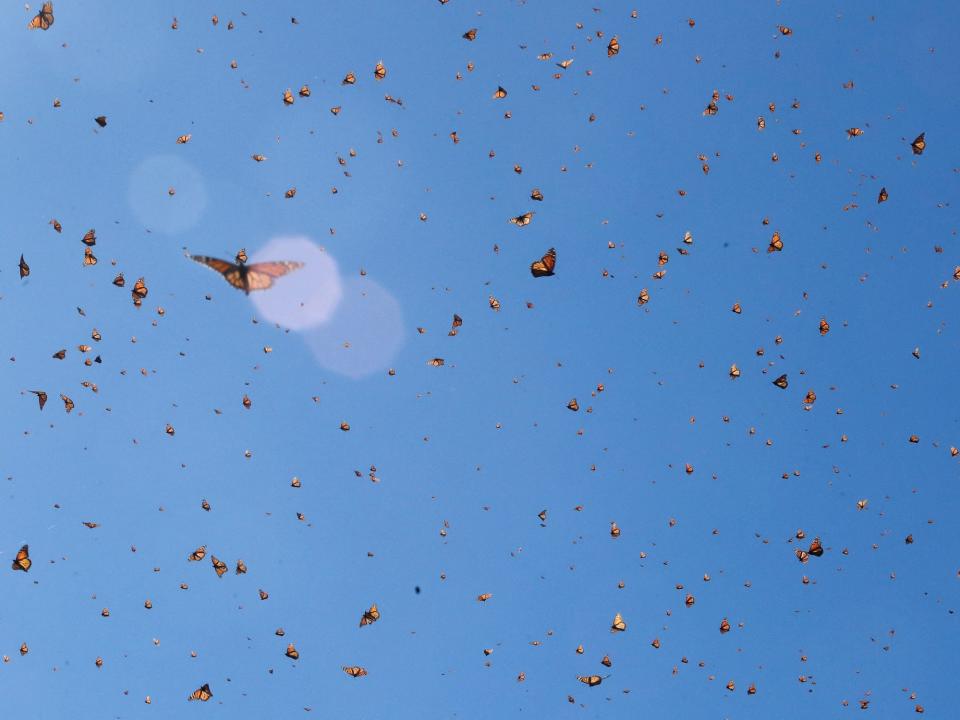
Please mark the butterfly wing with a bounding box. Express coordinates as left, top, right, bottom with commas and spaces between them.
530, 248, 556, 277
245, 261, 304, 291
190, 255, 246, 290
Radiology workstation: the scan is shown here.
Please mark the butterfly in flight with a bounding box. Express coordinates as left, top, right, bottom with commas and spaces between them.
189, 251, 304, 294
28, 2, 54, 30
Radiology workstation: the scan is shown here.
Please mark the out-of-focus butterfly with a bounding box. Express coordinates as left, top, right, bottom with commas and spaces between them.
11, 545, 31, 572
374, 61, 386, 80
60, 394, 74, 413
509, 212, 534, 227
359, 603, 380, 627
530, 248, 556, 277
29, 390, 47, 410
610, 612, 626, 632
283, 89, 294, 105
19, 255, 29, 278
768, 231, 783, 252
188, 545, 206, 562
188, 684, 212, 702
772, 374, 788, 389
911, 132, 925, 155
530, 188, 543, 201
878, 187, 888, 203
94, 116, 107, 128
286, 643, 299, 659
492, 85, 507, 99
343, 666, 368, 677
189, 254, 304, 294
578, 675, 605, 686
28, 2, 54, 30
342, 72, 356, 85
463, 28, 477, 41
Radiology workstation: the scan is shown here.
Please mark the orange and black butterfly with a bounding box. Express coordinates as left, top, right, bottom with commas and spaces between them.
189, 254, 304, 294
28, 2, 54, 30
211, 556, 228, 577
878, 187, 888, 203
530, 188, 543, 201
342, 72, 356, 85
772, 374, 789, 389
343, 665, 368, 677
463, 28, 477, 41
11, 545, 31, 572
768, 231, 783, 253
359, 603, 380, 627
911, 132, 925, 155
30, 390, 47, 410
607, 36, 620, 57
60, 394, 74, 413
509, 212, 534, 227
530, 248, 556, 277
492, 86, 507, 99
19, 255, 29, 278
578, 675, 605, 686
188, 684, 212, 702
808, 537, 824, 556
374, 61, 387, 80
188, 545, 206, 562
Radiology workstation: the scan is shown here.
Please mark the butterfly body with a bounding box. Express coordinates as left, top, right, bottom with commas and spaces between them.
189, 255, 303, 294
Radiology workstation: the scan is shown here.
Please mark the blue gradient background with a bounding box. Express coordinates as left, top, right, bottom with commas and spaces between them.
1, 1, 958, 718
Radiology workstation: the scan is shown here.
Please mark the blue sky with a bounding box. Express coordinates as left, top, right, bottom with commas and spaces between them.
2, 1, 959, 717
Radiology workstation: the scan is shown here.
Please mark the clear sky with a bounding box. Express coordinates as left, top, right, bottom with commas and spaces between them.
2, 1, 959, 718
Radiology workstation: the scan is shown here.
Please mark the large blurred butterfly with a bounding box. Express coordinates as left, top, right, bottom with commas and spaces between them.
190, 255, 304, 294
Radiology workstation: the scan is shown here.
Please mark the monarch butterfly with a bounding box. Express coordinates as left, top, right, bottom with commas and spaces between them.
611, 612, 626, 632
772, 374, 788, 389
343, 666, 368, 677
567, 398, 579, 411
803, 389, 816, 405
283, 88, 294, 105
778, 25, 793, 35
188, 684, 213, 702
538, 509, 547, 523
211, 556, 227, 577
259, 589, 269, 600
757, 116, 766, 130
60, 394, 74, 413
491, 85, 508, 99
768, 231, 783, 252
53, 349, 66, 359
11, 545, 31, 572
530, 248, 556, 277
189, 255, 304, 294
285, 643, 299, 659
509, 212, 534, 226
637, 288, 650, 305
30, 390, 47, 410
176, 134, 191, 144
448, 313, 463, 336
537, 52, 553, 61
133, 277, 148, 299
556, 59, 574, 69
94, 116, 107, 128
808, 537, 823, 556
878, 187, 888, 203
488, 295, 500, 311
477, 593, 492, 602
359, 603, 380, 626
600, 655, 612, 667
530, 188, 543, 201
607, 36, 620, 56
911, 132, 925, 155
19, 255, 29, 278
658, 250, 669, 266
374, 61, 386, 80
299, 85, 311, 97
187, 545, 206, 562
235, 559, 247, 574
427, 358, 445, 367
719, 618, 731, 633
610, 521, 620, 537
342, 72, 356, 85
50, 219, 62, 233
463, 28, 477, 41
330, 106, 342, 115
578, 675, 604, 686
846, 127, 863, 138
83, 247, 97, 266
731, 303, 742, 314
28, 2, 54, 30
82, 229, 96, 246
